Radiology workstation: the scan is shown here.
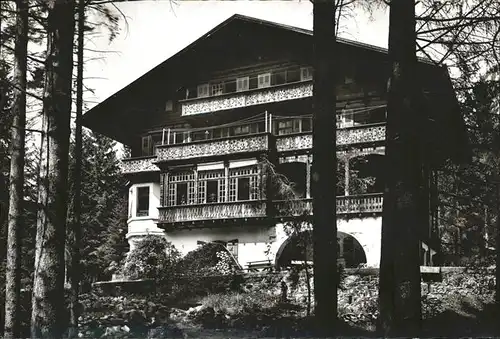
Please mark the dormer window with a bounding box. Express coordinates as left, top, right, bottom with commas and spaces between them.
300, 67, 313, 81
197, 84, 209, 98
236, 77, 249, 92
257, 73, 271, 88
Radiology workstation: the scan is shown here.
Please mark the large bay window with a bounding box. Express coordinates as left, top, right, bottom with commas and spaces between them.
165, 164, 261, 206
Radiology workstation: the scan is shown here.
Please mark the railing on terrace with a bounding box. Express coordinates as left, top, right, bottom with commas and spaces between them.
183, 66, 310, 101
274, 193, 384, 216
156, 133, 271, 162
120, 156, 158, 173
181, 81, 313, 116
158, 200, 267, 224
142, 107, 386, 155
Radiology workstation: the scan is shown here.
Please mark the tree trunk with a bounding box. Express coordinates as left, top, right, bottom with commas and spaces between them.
495, 179, 500, 306
378, 0, 422, 336
312, 0, 337, 335
4, 1, 28, 338
68, 0, 85, 337
31, 0, 75, 338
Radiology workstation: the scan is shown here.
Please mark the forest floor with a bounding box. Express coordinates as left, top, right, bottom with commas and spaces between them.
78, 271, 498, 338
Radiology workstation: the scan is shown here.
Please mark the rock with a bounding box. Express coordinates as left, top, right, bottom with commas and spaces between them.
121, 325, 130, 333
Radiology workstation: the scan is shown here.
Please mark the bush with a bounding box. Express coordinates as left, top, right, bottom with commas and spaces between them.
122, 235, 180, 282
173, 242, 243, 298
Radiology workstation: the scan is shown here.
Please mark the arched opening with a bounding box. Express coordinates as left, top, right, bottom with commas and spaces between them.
275, 230, 367, 268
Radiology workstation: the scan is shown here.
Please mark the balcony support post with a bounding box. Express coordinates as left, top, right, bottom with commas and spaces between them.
344, 157, 350, 196
306, 155, 312, 199
224, 161, 229, 202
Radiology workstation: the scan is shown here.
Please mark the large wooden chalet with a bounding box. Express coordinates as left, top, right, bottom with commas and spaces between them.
82, 14, 467, 270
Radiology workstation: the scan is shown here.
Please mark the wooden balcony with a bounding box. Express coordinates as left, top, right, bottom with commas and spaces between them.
274, 193, 384, 217
156, 133, 271, 162
158, 200, 267, 224
120, 156, 158, 174
276, 123, 386, 153
180, 81, 313, 116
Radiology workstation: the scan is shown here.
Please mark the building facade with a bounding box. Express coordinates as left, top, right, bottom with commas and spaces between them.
83, 15, 467, 270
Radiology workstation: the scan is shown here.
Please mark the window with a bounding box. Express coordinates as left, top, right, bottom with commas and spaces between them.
228, 166, 259, 202
198, 170, 225, 203
141, 135, 152, 156
277, 119, 301, 135
236, 77, 249, 92
233, 125, 250, 136
168, 171, 196, 206
273, 70, 287, 85
300, 67, 313, 81
197, 84, 209, 98
136, 186, 150, 216
237, 177, 250, 201
211, 83, 223, 96
257, 73, 271, 88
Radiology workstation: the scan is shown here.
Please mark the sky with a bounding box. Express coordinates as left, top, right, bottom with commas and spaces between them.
84, 0, 389, 111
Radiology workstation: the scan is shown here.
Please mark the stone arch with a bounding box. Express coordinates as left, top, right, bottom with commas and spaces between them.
274, 229, 367, 269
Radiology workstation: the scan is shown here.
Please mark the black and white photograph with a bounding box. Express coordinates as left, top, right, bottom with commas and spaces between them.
0, 0, 499, 337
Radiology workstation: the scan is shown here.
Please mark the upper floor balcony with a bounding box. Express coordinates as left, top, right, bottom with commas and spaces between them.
180, 66, 314, 116
123, 107, 387, 173
157, 193, 383, 229
120, 156, 159, 174
273, 193, 384, 218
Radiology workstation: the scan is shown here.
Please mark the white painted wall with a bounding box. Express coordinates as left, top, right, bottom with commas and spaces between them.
126, 182, 165, 251
165, 225, 274, 269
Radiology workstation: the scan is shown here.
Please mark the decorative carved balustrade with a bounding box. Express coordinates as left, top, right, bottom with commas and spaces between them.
337, 123, 386, 145
274, 193, 383, 217
156, 133, 270, 162
336, 193, 383, 214
276, 123, 386, 152
158, 200, 267, 224
120, 156, 159, 174
181, 81, 313, 116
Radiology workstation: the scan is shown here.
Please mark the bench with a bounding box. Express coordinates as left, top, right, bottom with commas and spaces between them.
247, 259, 274, 272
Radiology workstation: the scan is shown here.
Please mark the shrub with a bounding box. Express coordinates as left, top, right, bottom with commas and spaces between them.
173, 242, 243, 298
122, 235, 180, 282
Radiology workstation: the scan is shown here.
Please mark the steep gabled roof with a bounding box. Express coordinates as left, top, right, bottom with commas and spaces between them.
82, 13, 461, 159
82, 14, 400, 140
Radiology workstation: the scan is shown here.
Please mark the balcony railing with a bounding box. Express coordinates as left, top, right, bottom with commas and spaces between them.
158, 200, 267, 224
274, 193, 384, 217
275, 122, 386, 152
181, 81, 313, 116
156, 133, 270, 162
120, 156, 158, 174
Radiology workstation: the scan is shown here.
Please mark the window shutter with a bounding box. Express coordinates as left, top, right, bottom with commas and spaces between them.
197, 84, 209, 98
237, 77, 249, 92
258, 73, 271, 88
